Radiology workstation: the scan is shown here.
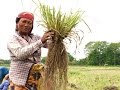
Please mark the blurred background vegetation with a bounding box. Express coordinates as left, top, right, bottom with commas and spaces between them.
1, 41, 120, 66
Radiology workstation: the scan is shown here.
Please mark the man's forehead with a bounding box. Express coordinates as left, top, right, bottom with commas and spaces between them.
20, 18, 33, 22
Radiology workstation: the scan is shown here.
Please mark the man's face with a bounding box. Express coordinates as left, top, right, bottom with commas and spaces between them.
17, 18, 33, 35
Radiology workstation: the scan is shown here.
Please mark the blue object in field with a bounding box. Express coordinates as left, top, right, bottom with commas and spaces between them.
0, 80, 10, 90
0, 67, 9, 81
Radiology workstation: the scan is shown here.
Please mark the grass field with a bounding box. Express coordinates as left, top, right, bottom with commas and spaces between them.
67, 66, 120, 90
1, 64, 120, 90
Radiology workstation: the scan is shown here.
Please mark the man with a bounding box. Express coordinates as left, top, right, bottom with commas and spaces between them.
0, 66, 9, 84
7, 12, 54, 90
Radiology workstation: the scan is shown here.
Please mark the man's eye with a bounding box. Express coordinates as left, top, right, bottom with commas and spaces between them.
28, 22, 32, 25
22, 21, 26, 23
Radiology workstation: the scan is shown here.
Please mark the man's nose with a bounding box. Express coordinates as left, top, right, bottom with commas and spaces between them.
24, 22, 30, 26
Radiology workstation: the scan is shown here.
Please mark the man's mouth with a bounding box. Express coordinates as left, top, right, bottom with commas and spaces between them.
24, 28, 30, 31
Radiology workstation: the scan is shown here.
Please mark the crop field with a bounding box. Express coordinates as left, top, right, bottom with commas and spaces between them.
1, 64, 120, 90
67, 66, 120, 90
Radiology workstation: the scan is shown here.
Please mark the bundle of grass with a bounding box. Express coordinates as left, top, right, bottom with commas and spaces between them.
32, 1, 90, 90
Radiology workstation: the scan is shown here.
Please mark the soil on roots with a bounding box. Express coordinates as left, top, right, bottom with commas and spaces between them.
44, 37, 68, 90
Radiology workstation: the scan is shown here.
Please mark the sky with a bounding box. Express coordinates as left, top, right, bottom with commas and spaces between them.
0, 0, 120, 60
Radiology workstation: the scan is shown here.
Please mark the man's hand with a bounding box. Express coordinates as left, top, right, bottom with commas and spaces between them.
41, 31, 54, 43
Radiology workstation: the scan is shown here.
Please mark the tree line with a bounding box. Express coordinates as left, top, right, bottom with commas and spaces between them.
82, 41, 120, 66
41, 41, 120, 66
1, 41, 120, 66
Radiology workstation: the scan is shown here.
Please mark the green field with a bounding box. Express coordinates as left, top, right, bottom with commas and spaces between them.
1, 64, 120, 90
67, 66, 120, 90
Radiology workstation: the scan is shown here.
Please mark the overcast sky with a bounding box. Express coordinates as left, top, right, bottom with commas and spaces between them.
0, 0, 120, 60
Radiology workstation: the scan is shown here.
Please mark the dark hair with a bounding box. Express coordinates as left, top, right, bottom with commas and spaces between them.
16, 17, 20, 24
15, 17, 20, 31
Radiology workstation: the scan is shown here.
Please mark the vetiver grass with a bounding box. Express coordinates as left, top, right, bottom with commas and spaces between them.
32, 1, 87, 90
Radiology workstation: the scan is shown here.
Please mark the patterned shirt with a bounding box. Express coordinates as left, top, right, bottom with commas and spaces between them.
7, 32, 46, 86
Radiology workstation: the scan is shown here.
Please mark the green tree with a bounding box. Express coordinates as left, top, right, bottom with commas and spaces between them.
106, 42, 120, 65
85, 41, 108, 65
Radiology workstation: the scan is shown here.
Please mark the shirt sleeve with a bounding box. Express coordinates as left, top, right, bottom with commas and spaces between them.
0, 83, 4, 89
1, 80, 10, 90
7, 35, 44, 60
